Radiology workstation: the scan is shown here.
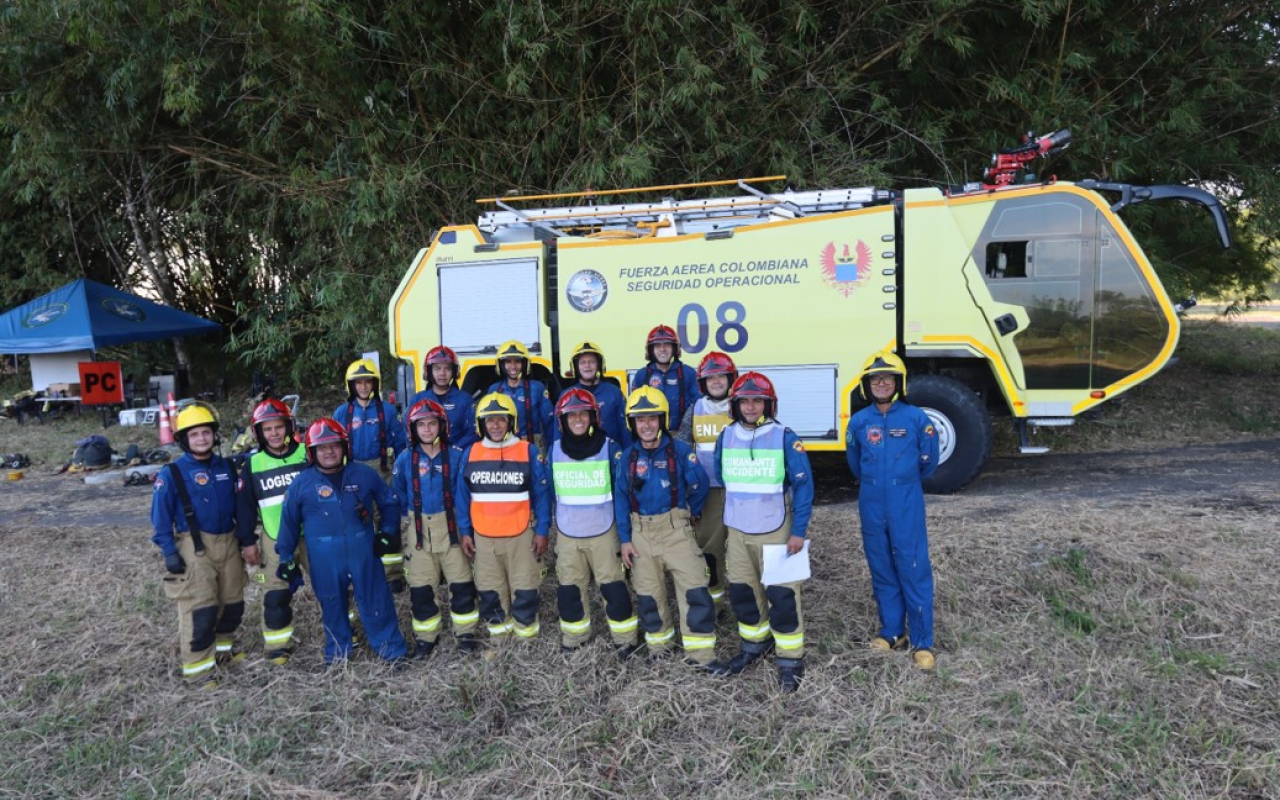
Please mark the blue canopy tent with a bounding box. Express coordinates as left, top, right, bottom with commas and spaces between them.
0, 278, 219, 354
0, 279, 221, 407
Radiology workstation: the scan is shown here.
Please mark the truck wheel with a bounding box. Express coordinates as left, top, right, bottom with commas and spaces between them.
906, 374, 993, 494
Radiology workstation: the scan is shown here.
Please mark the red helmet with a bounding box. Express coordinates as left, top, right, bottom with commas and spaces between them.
406, 398, 450, 445
729, 372, 777, 423
424, 345, 460, 384
304, 417, 348, 463
555, 387, 600, 432
645, 325, 681, 361
250, 398, 295, 449
696, 351, 738, 396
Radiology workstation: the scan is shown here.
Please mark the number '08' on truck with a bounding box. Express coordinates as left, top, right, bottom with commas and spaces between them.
389, 129, 1232, 493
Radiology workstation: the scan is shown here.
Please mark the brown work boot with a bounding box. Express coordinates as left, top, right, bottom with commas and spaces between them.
869, 634, 908, 652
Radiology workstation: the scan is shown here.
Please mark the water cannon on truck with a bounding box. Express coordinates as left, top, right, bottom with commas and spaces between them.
390, 128, 1232, 492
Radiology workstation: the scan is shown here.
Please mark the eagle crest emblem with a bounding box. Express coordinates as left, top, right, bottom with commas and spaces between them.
820, 240, 873, 297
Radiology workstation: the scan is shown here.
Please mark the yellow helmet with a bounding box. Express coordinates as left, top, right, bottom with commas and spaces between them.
857, 350, 907, 401
570, 341, 606, 378
475, 392, 519, 438
344, 358, 381, 399
625, 386, 669, 433
494, 340, 531, 378
173, 401, 220, 453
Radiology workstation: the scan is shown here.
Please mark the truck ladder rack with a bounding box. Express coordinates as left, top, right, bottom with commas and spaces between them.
475, 177, 891, 242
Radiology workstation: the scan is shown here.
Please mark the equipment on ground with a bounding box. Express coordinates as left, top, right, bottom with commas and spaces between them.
389, 129, 1233, 491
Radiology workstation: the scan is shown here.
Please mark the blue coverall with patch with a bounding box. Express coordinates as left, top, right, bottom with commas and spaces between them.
845, 400, 940, 649
277, 462, 407, 662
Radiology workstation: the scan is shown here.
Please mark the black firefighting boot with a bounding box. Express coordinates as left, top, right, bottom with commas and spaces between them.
777, 657, 805, 693
615, 642, 644, 662
411, 639, 436, 660
265, 647, 294, 667
457, 634, 480, 654
728, 639, 775, 674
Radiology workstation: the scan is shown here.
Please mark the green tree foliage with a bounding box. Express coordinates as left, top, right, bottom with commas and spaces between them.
2, 0, 1276, 382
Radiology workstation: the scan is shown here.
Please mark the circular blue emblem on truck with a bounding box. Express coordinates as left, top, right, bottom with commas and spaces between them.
565, 270, 608, 313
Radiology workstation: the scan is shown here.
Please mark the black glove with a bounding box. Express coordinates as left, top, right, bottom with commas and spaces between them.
164, 552, 186, 575
374, 532, 401, 558
277, 560, 301, 584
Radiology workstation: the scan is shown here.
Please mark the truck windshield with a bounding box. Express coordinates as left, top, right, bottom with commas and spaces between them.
1092, 214, 1170, 387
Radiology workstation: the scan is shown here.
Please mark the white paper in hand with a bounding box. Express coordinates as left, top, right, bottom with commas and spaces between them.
761, 541, 811, 586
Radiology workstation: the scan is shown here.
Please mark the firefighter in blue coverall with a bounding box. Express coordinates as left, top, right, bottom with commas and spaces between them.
151, 402, 255, 687
616, 386, 729, 674
629, 325, 698, 434
276, 418, 408, 665
486, 340, 555, 451
714, 372, 815, 692
845, 351, 940, 670
390, 399, 481, 657
562, 341, 630, 448
407, 345, 477, 451
333, 358, 407, 589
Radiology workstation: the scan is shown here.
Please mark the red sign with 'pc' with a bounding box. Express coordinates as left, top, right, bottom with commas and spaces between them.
78, 361, 125, 406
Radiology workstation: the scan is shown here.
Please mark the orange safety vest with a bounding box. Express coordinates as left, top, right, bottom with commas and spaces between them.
463, 441, 533, 537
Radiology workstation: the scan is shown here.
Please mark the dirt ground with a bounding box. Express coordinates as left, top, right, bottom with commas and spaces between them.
1, 438, 1277, 798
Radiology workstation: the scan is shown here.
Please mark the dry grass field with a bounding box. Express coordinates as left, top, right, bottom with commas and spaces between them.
1, 320, 1277, 799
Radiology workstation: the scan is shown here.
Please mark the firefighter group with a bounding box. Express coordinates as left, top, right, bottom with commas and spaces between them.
151, 326, 939, 692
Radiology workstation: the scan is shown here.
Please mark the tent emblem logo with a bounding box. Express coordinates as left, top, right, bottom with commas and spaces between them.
565, 270, 608, 313
102, 298, 147, 322
22, 303, 69, 328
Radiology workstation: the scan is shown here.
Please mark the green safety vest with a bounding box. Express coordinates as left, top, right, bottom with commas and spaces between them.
551, 440, 614, 538
721, 423, 786, 534
249, 445, 309, 540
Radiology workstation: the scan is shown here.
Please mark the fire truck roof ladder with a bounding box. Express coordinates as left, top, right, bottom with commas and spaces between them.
475, 176, 889, 242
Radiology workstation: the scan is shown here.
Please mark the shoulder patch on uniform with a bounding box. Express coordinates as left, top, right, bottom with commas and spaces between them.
687, 452, 697, 463
924, 424, 936, 437
792, 441, 805, 452
154, 476, 165, 491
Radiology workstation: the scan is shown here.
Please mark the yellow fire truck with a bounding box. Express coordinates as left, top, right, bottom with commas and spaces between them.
389, 130, 1231, 492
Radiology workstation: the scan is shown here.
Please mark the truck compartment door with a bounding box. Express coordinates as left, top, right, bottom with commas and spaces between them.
763, 365, 839, 439
438, 257, 541, 353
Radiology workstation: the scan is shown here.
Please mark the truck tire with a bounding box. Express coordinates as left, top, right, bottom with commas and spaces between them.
905, 374, 993, 494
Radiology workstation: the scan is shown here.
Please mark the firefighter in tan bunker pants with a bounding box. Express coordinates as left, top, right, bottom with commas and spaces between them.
151, 403, 254, 688
714, 372, 815, 693
456, 393, 553, 642
676, 351, 739, 606
235, 398, 310, 665
549, 388, 641, 657
616, 386, 730, 674
390, 399, 481, 657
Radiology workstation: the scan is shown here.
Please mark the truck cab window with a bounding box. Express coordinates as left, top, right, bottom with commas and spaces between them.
986, 241, 1027, 278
